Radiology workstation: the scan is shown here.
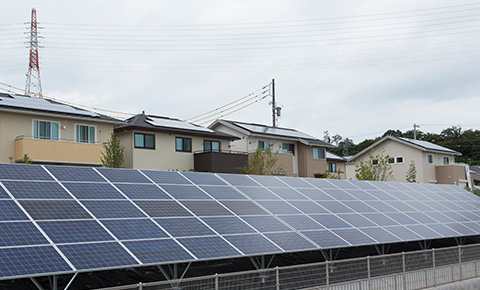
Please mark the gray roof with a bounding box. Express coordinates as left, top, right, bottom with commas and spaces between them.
326, 151, 347, 161
116, 114, 239, 140
214, 120, 333, 147
397, 137, 461, 155
0, 93, 122, 123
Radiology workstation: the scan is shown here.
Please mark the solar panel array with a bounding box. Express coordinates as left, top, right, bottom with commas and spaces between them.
1, 163, 480, 280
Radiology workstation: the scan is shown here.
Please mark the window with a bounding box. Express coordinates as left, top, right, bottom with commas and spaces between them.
328, 162, 336, 173
443, 156, 450, 165
33, 120, 59, 140
313, 148, 325, 160
134, 133, 155, 149
176, 137, 192, 152
427, 154, 434, 164
258, 140, 271, 150
388, 157, 395, 164
204, 140, 220, 152
396, 157, 404, 164
75, 124, 95, 143
282, 143, 295, 155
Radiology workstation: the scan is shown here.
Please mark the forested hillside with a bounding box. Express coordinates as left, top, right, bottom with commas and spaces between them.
325, 126, 480, 165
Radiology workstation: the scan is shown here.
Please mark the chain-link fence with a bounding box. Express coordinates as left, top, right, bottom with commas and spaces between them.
98, 244, 480, 290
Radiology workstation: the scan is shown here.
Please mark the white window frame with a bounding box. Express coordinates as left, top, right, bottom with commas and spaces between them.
282, 143, 295, 155
32, 119, 60, 140
443, 156, 450, 165
313, 148, 325, 160
395, 156, 404, 164
427, 154, 434, 164
328, 162, 337, 173
258, 140, 271, 150
75, 124, 96, 143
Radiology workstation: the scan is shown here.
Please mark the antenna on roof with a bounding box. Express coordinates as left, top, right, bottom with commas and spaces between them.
25, 8, 43, 98
413, 123, 420, 140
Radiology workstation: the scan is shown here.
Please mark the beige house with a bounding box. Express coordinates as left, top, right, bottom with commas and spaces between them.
115, 113, 242, 172
346, 136, 468, 187
209, 119, 333, 178
0, 93, 123, 166
326, 151, 347, 179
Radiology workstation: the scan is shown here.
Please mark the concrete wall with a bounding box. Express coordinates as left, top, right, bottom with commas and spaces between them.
117, 130, 229, 171
0, 110, 115, 165
436, 165, 468, 187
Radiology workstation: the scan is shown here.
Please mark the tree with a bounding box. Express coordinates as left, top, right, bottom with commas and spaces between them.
238, 146, 284, 175
101, 132, 125, 168
406, 160, 417, 183
355, 149, 394, 181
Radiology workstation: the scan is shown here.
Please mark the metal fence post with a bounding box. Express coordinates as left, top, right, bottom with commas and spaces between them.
326, 261, 330, 288
138, 282, 143, 290
276, 266, 280, 290
367, 256, 371, 290
459, 245, 463, 281
215, 273, 219, 290
432, 248, 436, 287
402, 252, 406, 290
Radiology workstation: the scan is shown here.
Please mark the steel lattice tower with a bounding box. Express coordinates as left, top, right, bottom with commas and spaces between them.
25, 8, 43, 98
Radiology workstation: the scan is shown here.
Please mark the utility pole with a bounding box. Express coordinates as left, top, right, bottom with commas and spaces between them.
25, 8, 43, 98
271, 79, 276, 127
413, 124, 420, 140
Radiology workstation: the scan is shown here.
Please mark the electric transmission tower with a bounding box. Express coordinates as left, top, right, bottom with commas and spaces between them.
25, 8, 43, 98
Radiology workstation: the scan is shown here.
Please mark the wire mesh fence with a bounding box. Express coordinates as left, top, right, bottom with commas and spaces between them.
98, 244, 480, 290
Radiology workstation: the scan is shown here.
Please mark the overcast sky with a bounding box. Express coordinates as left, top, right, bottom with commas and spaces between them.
1, 1, 480, 143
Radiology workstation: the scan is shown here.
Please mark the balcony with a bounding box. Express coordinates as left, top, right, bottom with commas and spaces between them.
15, 136, 104, 166
194, 150, 248, 174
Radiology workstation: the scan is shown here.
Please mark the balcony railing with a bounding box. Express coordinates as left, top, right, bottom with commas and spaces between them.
15, 135, 104, 165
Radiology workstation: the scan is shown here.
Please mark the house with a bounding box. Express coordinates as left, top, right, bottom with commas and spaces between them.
326, 151, 347, 179
346, 136, 468, 187
0, 93, 123, 166
470, 165, 480, 191
114, 113, 244, 172
209, 119, 333, 177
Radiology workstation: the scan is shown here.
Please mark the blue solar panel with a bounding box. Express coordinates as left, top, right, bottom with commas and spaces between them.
224, 234, 280, 255
81, 200, 146, 219
388, 201, 417, 212
424, 212, 455, 223
220, 200, 269, 216
268, 188, 308, 200
0, 200, 29, 221
159, 185, 211, 200
341, 201, 377, 213
3, 181, 72, 199
301, 230, 349, 248
181, 172, 226, 185
256, 200, 302, 215
406, 225, 442, 239
64, 182, 125, 199
333, 229, 377, 246
383, 226, 423, 241
180, 200, 233, 216
124, 239, 194, 263
445, 223, 476, 235
288, 200, 328, 214
344, 189, 378, 200
134, 200, 193, 217
0, 246, 72, 278
359, 227, 402, 243
337, 214, 377, 228
307, 178, 337, 189
0, 222, 48, 246
58, 242, 139, 270
115, 184, 172, 200
101, 219, 169, 240
156, 217, 216, 237
201, 217, 256, 235
319, 201, 354, 213
97, 168, 150, 183
236, 187, 280, 200
277, 176, 313, 188
278, 215, 324, 230
178, 236, 241, 259
198, 186, 247, 200
310, 215, 352, 229
38, 220, 113, 243
404, 201, 435, 212
366, 201, 398, 213
19, 200, 92, 220
384, 212, 420, 225
362, 213, 399, 226
141, 170, 190, 184
328, 179, 360, 190
45, 165, 105, 182
0, 186, 10, 198
0, 164, 52, 181
406, 212, 436, 224
242, 216, 291, 232
297, 188, 334, 200
428, 223, 461, 237
249, 175, 290, 187
264, 232, 317, 251
217, 173, 259, 186
321, 189, 357, 200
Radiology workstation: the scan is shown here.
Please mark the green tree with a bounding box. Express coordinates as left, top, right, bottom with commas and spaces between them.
355, 149, 394, 181
21, 154, 31, 164
101, 132, 125, 168
406, 160, 417, 183
238, 146, 284, 175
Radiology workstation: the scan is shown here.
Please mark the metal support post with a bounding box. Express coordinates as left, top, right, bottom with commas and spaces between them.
215, 273, 219, 290
432, 248, 436, 287
459, 245, 463, 280
326, 261, 330, 287
402, 252, 406, 290
367, 256, 371, 290
276, 266, 280, 290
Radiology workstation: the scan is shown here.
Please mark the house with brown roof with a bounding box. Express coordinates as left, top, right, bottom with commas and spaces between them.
114, 113, 243, 172
346, 136, 468, 187
209, 119, 333, 177
0, 92, 123, 166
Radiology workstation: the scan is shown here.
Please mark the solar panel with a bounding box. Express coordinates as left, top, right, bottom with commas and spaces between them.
1, 163, 480, 281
